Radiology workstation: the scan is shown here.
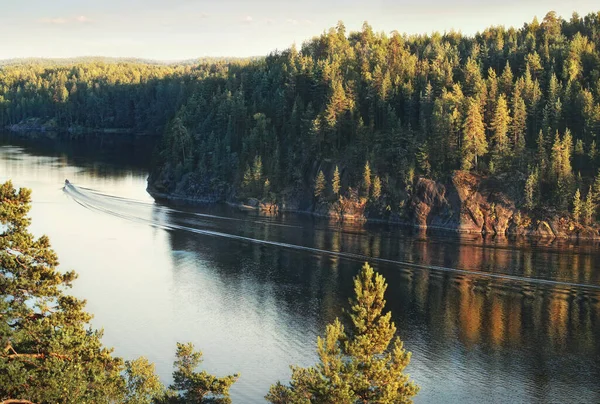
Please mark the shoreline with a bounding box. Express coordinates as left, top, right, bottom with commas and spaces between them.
146, 186, 600, 242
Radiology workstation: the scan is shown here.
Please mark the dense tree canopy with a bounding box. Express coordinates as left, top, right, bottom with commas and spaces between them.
0, 60, 246, 133
3, 11, 600, 220
147, 11, 600, 222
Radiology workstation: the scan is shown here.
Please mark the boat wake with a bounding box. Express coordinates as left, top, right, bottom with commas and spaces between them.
63, 182, 600, 293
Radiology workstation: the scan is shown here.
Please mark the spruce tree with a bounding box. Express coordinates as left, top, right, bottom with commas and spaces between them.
332, 165, 341, 195
461, 98, 488, 170
573, 188, 582, 223
363, 161, 372, 196
524, 167, 539, 210
583, 186, 595, 225
490, 94, 511, 170
511, 88, 527, 154
315, 170, 326, 199
266, 263, 419, 404
372, 175, 382, 200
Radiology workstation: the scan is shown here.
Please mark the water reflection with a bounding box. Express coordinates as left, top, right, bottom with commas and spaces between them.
150, 201, 600, 402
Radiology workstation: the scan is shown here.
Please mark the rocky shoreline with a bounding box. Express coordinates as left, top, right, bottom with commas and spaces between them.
147, 170, 600, 241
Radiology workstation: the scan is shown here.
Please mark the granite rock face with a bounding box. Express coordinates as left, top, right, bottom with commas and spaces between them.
148, 168, 600, 240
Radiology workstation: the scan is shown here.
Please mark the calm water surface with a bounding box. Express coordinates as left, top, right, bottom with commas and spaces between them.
1, 133, 599, 403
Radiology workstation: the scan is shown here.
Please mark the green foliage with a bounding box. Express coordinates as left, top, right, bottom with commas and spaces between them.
167, 342, 239, 404
0, 180, 125, 403
583, 186, 596, 225
462, 98, 487, 170
314, 170, 326, 199
6, 10, 600, 219
124, 357, 166, 404
363, 161, 372, 196
573, 188, 582, 223
332, 165, 341, 195
0, 180, 239, 404
524, 167, 540, 210
372, 175, 382, 200
0, 61, 209, 131
490, 94, 511, 170
266, 263, 419, 404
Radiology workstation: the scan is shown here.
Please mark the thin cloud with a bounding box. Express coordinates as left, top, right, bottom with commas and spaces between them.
38, 15, 92, 25
75, 15, 92, 23
286, 18, 314, 26
241, 15, 253, 24
39, 17, 68, 25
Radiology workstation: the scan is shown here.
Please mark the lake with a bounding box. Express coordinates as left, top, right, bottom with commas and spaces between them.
1, 133, 599, 403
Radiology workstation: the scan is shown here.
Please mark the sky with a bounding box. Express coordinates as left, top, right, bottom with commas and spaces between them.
0, 0, 598, 61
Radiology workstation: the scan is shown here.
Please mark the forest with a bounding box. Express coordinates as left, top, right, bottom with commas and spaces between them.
150, 11, 600, 228
3, 11, 600, 230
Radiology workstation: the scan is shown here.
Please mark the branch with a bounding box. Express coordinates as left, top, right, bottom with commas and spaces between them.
1, 400, 36, 404
2, 343, 71, 362
5, 352, 71, 361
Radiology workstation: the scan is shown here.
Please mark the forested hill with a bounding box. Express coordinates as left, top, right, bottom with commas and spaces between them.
0, 60, 252, 133
4, 11, 600, 236
148, 11, 600, 236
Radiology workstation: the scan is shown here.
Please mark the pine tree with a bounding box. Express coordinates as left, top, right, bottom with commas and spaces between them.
252, 156, 263, 182
266, 263, 419, 404
499, 61, 514, 95
589, 140, 598, 162
490, 94, 511, 169
524, 167, 539, 209
372, 175, 382, 200
315, 170, 326, 199
511, 88, 527, 154
332, 165, 341, 195
0, 181, 125, 403
124, 358, 165, 404
594, 170, 600, 203
168, 342, 239, 403
363, 161, 372, 195
573, 188, 582, 223
461, 98, 488, 170
583, 186, 595, 225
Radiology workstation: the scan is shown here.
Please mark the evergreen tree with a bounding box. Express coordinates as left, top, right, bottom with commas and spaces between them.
266, 263, 419, 404
363, 161, 372, 196
332, 165, 341, 195
167, 342, 239, 404
372, 175, 382, 200
594, 170, 600, 203
315, 170, 326, 199
583, 186, 595, 225
461, 98, 488, 170
124, 358, 166, 404
573, 188, 582, 223
524, 167, 539, 210
499, 61, 514, 95
490, 94, 511, 169
589, 140, 597, 162
511, 88, 527, 154
0, 181, 125, 403
0, 180, 239, 404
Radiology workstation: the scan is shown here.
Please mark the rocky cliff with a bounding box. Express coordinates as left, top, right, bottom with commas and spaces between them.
148, 168, 600, 240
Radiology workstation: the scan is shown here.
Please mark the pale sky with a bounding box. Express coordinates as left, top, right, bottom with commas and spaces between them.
0, 0, 598, 61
